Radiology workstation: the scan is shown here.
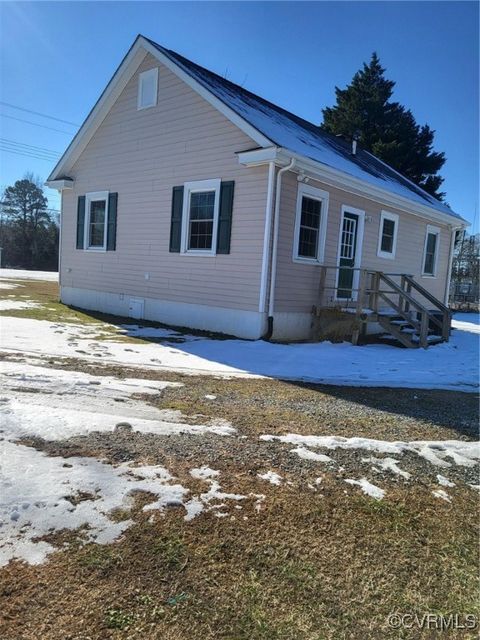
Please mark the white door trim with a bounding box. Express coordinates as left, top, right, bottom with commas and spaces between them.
335, 205, 366, 301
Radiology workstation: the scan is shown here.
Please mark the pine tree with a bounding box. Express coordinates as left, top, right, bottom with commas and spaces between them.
321, 53, 446, 199
1, 175, 52, 268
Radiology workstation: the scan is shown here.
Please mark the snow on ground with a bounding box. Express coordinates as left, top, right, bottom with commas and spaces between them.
344, 478, 385, 500
260, 434, 480, 469
258, 471, 283, 485
0, 312, 478, 391
0, 362, 239, 565
0, 300, 40, 311
0, 440, 188, 566
0, 268, 58, 281
0, 283, 24, 290
0, 362, 236, 441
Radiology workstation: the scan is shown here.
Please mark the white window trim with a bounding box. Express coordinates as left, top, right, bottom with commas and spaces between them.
292, 183, 329, 264
180, 179, 221, 256
84, 191, 109, 252
377, 210, 399, 260
422, 224, 441, 277
137, 67, 158, 110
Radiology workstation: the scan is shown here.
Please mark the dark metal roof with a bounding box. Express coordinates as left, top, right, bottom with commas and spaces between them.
146, 36, 462, 221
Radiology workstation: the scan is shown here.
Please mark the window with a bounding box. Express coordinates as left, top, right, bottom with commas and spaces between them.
85, 191, 109, 250
137, 68, 158, 110
422, 225, 440, 276
293, 184, 329, 263
377, 211, 399, 259
181, 179, 221, 255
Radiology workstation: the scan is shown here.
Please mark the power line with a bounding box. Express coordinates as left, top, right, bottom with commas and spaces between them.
0, 146, 58, 163
0, 137, 61, 156
0, 101, 80, 127
1, 144, 59, 162
0, 113, 75, 135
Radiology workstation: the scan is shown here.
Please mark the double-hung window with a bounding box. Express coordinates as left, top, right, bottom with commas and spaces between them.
293, 184, 329, 263
377, 211, 399, 259
181, 179, 221, 255
85, 191, 109, 250
422, 225, 440, 276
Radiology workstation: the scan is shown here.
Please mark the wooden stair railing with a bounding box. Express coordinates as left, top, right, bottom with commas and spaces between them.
314, 266, 451, 348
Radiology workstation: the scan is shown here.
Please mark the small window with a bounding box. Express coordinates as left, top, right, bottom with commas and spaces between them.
181, 179, 221, 255
137, 68, 158, 110
377, 211, 399, 259
293, 184, 329, 263
85, 191, 109, 250
422, 225, 440, 276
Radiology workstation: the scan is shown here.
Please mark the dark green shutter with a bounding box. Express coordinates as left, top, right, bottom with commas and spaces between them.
107, 192, 118, 251
217, 181, 234, 254
169, 186, 184, 252
76, 196, 85, 249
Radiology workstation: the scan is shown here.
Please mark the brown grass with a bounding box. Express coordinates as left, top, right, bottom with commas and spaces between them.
0, 476, 478, 640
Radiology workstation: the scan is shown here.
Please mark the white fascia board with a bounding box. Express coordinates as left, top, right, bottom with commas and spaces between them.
45, 178, 74, 191
140, 39, 272, 148
238, 147, 468, 229
48, 43, 148, 181
49, 37, 272, 182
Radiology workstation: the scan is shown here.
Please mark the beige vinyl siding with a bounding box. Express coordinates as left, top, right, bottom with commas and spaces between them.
61, 54, 267, 312
275, 171, 452, 312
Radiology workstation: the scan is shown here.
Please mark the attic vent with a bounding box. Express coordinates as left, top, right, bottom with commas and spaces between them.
137, 68, 158, 110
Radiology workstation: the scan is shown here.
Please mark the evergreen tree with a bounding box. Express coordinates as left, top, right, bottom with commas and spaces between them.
1, 174, 57, 269
321, 53, 446, 199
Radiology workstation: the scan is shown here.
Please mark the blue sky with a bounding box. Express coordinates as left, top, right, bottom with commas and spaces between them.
1, 1, 478, 230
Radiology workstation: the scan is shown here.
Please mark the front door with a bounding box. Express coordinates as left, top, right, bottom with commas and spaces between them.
336, 210, 362, 300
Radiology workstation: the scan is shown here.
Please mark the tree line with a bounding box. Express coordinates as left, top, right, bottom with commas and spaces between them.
0, 174, 59, 271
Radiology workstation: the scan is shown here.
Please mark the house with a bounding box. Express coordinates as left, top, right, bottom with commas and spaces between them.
47, 35, 468, 346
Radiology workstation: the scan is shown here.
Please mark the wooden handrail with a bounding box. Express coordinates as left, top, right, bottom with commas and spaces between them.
403, 275, 450, 314
315, 266, 451, 345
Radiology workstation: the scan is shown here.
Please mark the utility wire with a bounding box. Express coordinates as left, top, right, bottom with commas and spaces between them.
0, 113, 75, 135
0, 138, 61, 156
0, 145, 59, 162
0, 146, 59, 163
0, 101, 80, 127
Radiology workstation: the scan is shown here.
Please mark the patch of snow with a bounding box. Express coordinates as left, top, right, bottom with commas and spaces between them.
0, 269, 58, 281
0, 300, 40, 311
190, 466, 220, 481
0, 440, 187, 567
432, 489, 451, 502
118, 324, 185, 339
0, 283, 23, 290
290, 446, 333, 463
205, 394, 217, 400
257, 471, 283, 485
344, 478, 385, 500
261, 434, 480, 470
0, 313, 477, 391
436, 474, 455, 488
362, 456, 411, 479
1, 395, 236, 441
183, 473, 246, 521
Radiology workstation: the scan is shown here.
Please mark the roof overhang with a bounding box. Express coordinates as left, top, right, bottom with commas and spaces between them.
238, 147, 469, 229
45, 178, 74, 191
48, 36, 272, 183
